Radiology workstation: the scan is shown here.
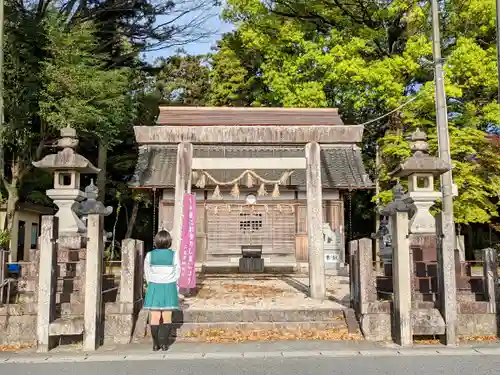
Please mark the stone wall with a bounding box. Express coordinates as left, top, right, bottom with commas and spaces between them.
0, 249, 39, 345
350, 238, 499, 342
0, 217, 145, 349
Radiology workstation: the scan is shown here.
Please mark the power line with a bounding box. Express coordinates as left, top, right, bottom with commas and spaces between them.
357, 95, 419, 127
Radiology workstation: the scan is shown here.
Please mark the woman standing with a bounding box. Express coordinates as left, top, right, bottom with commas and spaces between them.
143, 230, 181, 351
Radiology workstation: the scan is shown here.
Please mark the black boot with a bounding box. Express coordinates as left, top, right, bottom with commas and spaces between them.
160, 324, 172, 351
150, 325, 160, 351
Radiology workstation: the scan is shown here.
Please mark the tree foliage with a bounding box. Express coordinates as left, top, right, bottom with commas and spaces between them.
39, 15, 135, 146
206, 0, 500, 226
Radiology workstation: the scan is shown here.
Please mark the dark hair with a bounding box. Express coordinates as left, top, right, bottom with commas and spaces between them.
154, 230, 172, 249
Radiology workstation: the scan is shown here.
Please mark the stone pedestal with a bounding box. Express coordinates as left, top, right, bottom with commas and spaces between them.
305, 142, 325, 300
46, 189, 86, 236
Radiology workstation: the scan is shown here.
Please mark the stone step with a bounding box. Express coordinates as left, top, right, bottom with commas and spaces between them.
172, 320, 347, 336
457, 292, 486, 302
49, 316, 84, 336
18, 263, 39, 278
412, 308, 445, 335
413, 291, 485, 303
56, 302, 85, 316
56, 292, 83, 305
15, 291, 37, 304
56, 263, 84, 278
0, 302, 37, 315
178, 308, 345, 324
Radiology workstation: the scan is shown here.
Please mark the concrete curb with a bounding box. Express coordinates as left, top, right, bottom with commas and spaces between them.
2, 347, 500, 363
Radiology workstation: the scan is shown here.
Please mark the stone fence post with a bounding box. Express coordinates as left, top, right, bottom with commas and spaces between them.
84, 214, 104, 351
36, 216, 58, 352
349, 240, 359, 312
120, 239, 145, 307
358, 238, 375, 314
483, 248, 498, 314
390, 199, 412, 346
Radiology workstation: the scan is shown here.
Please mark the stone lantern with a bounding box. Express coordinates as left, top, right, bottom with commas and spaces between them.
33, 126, 100, 248
388, 128, 451, 234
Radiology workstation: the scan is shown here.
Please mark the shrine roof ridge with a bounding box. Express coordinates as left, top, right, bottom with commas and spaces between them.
156, 106, 345, 127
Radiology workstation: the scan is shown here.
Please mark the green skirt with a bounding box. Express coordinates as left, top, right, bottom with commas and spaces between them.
143, 282, 179, 310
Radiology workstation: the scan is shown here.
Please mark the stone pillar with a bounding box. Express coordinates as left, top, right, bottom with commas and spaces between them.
305, 142, 325, 299
349, 240, 359, 311
120, 239, 137, 304
390, 203, 412, 346
36, 216, 59, 353
120, 238, 145, 306
172, 142, 193, 252
84, 214, 104, 351
358, 238, 375, 314
435, 212, 458, 346
483, 248, 498, 314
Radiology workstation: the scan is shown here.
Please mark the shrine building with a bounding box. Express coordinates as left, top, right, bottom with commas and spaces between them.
130, 107, 372, 274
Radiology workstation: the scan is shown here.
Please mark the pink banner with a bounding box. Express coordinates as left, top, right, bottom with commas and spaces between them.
179, 193, 197, 289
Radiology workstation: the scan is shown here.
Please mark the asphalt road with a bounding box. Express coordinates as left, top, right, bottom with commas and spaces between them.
2, 355, 500, 375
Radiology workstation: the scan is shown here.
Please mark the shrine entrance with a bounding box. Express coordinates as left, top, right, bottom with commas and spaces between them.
132, 107, 372, 299
205, 203, 296, 264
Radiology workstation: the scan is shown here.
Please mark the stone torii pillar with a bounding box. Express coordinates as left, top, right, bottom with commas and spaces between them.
305, 142, 326, 299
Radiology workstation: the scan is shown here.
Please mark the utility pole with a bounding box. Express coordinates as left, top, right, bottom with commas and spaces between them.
431, 0, 457, 346
374, 144, 381, 274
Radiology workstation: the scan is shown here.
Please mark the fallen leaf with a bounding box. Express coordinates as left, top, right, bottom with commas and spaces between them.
459, 335, 498, 343
181, 327, 362, 343
0, 344, 34, 352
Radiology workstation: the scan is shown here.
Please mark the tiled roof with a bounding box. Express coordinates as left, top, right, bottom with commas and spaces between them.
130, 145, 373, 190
156, 106, 345, 126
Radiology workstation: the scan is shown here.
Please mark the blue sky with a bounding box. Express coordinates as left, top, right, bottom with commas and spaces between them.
144, 7, 234, 63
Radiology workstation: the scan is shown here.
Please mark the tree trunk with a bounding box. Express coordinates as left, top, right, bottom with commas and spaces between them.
125, 200, 139, 239
110, 203, 121, 260
2, 182, 20, 254
97, 141, 107, 201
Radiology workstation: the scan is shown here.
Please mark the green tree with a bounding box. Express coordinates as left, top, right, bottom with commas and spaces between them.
39, 16, 135, 144
210, 0, 500, 227
154, 53, 211, 106
0, 2, 48, 236
0, 11, 135, 241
